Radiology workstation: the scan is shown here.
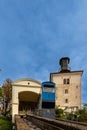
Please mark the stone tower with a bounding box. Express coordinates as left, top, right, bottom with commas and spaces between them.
50, 57, 83, 112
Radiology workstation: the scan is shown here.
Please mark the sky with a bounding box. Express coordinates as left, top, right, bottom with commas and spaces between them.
0, 0, 87, 103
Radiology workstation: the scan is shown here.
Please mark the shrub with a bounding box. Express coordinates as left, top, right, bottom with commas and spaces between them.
55, 107, 65, 119
0, 116, 13, 130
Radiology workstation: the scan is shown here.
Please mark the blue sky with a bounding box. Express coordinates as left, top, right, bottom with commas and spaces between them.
0, 0, 87, 103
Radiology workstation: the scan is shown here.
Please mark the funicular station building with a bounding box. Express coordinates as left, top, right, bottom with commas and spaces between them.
12, 79, 42, 122
12, 57, 83, 122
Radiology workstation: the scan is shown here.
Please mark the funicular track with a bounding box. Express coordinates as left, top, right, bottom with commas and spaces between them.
26, 114, 65, 130
56, 118, 87, 129
16, 114, 87, 130
15, 112, 87, 130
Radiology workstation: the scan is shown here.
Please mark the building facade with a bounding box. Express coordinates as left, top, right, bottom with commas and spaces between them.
12, 78, 41, 122
50, 57, 83, 112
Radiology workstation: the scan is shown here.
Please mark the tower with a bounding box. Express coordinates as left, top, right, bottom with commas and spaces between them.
59, 57, 70, 72
50, 57, 83, 112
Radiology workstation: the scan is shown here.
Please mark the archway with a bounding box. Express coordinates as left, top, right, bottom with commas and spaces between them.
18, 91, 40, 114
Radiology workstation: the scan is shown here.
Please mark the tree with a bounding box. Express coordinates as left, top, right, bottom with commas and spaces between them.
0, 88, 2, 99
2, 79, 12, 116
0, 88, 3, 113
66, 104, 87, 122
55, 106, 64, 118
77, 104, 87, 122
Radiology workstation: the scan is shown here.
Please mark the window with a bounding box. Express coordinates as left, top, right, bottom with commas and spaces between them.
75, 96, 77, 99
43, 85, 55, 93
63, 78, 70, 84
76, 85, 78, 88
65, 89, 68, 94
65, 99, 68, 103
67, 79, 70, 84
64, 79, 66, 84
43, 87, 55, 92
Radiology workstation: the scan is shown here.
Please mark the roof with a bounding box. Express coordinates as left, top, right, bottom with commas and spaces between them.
50, 70, 83, 77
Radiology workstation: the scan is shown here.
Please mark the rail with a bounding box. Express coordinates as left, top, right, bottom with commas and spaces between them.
55, 118, 87, 130
56, 118, 87, 127
15, 114, 87, 130
26, 114, 64, 130
26, 114, 87, 130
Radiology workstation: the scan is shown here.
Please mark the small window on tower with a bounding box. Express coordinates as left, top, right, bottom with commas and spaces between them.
76, 86, 78, 88
75, 96, 77, 98
63, 79, 66, 84
65, 99, 68, 103
65, 89, 68, 94
67, 79, 70, 84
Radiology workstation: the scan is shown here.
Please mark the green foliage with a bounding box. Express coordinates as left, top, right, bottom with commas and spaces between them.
0, 116, 13, 130
66, 112, 76, 121
77, 107, 87, 122
66, 104, 87, 122
55, 104, 87, 122
55, 106, 65, 118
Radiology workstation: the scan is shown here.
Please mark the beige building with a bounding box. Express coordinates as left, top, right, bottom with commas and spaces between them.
12, 78, 41, 122
50, 57, 83, 112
